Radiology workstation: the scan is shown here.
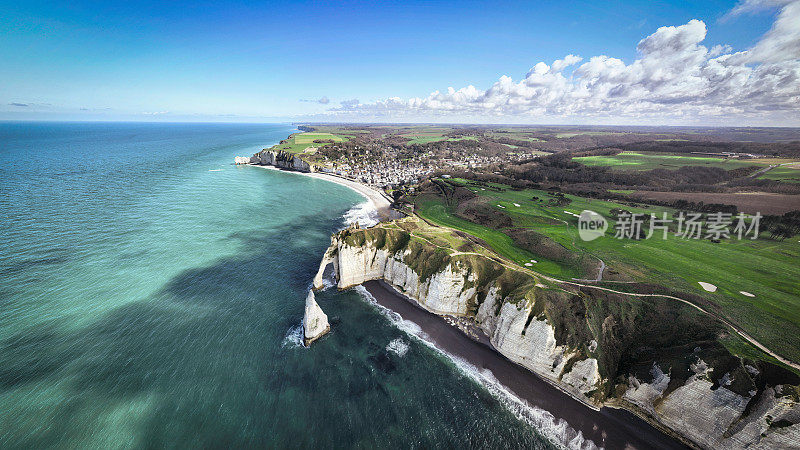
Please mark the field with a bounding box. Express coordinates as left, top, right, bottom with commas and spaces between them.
398, 130, 478, 145
485, 130, 543, 142
411, 178, 800, 365
573, 151, 761, 171
759, 164, 800, 183
270, 132, 349, 154
380, 215, 502, 262
629, 191, 800, 215
555, 131, 623, 138
293, 133, 346, 144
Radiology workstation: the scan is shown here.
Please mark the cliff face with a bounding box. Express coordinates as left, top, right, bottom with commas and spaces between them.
314, 225, 800, 449
627, 366, 800, 449
250, 149, 315, 172
313, 227, 603, 399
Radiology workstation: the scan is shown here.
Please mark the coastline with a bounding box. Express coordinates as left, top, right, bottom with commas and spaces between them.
243, 154, 687, 448
362, 280, 689, 450
303, 171, 393, 218
246, 164, 393, 219
248, 159, 687, 448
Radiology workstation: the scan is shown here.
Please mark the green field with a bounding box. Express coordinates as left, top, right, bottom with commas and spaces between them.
412, 178, 800, 364
293, 132, 346, 144
270, 132, 348, 153
485, 130, 543, 142
555, 131, 623, 138
574, 151, 760, 171
759, 165, 800, 183
402, 133, 478, 145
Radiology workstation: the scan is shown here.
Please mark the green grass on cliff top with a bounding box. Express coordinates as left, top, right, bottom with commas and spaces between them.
412, 178, 800, 364
269, 132, 349, 154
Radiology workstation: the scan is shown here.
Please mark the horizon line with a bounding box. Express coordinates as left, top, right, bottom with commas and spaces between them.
2, 119, 800, 130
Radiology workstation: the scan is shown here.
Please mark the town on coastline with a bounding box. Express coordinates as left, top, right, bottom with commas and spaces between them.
236, 125, 545, 192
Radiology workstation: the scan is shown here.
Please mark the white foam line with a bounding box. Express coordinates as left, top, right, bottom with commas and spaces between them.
303, 172, 391, 212
353, 285, 601, 450
247, 164, 389, 212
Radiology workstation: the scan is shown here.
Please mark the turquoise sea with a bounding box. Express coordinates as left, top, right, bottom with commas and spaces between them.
0, 122, 566, 448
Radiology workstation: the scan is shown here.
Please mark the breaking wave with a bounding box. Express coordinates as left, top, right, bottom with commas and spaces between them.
386, 337, 410, 357
342, 201, 379, 228
354, 286, 427, 340
353, 285, 600, 450
282, 321, 305, 349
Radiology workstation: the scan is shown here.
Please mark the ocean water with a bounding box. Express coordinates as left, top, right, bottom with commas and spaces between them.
0, 122, 557, 449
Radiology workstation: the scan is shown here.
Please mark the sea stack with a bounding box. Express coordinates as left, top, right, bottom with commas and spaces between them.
303, 290, 330, 346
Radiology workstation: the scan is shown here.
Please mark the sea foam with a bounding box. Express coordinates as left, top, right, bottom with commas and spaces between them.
342, 201, 380, 228
282, 321, 306, 349
386, 337, 410, 357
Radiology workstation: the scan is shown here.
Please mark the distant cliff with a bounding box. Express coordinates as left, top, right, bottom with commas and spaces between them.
313, 224, 800, 449
248, 149, 316, 172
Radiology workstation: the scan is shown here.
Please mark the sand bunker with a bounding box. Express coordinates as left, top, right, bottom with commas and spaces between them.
513, 203, 521, 207
740, 291, 755, 297
497, 205, 505, 209
698, 282, 717, 292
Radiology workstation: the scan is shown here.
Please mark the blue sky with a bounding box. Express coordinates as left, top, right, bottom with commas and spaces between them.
1, 0, 796, 124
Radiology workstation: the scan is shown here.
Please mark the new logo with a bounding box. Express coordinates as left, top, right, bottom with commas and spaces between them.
578, 210, 608, 241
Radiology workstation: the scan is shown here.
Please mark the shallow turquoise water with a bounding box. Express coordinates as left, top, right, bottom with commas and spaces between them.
0, 122, 554, 448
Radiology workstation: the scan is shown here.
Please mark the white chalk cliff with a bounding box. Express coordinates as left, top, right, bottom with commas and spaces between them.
249, 149, 315, 172
303, 290, 329, 346
312, 225, 800, 449
313, 229, 602, 399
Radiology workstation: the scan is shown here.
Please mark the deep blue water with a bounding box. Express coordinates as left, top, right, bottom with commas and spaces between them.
0, 122, 556, 448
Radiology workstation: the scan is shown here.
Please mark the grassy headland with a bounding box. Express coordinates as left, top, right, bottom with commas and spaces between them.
405, 177, 800, 366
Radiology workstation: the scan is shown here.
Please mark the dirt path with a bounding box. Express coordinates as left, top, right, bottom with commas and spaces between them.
750, 164, 777, 178
749, 161, 797, 178
572, 258, 605, 283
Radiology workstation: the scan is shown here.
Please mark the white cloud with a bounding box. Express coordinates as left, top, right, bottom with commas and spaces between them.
724, 0, 794, 18
738, 0, 800, 63
330, 2, 800, 125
